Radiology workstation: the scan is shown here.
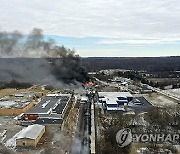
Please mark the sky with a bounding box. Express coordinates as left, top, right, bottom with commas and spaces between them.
0, 0, 180, 57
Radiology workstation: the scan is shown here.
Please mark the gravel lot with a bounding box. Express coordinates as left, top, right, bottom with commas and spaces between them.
0, 116, 23, 144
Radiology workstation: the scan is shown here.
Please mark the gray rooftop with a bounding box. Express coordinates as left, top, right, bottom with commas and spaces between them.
37, 114, 61, 119
26, 94, 71, 114
16, 124, 45, 140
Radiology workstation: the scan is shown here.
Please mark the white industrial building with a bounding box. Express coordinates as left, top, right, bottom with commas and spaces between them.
98, 92, 133, 111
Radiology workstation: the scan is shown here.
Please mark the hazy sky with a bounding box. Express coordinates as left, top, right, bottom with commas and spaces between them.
0, 0, 180, 57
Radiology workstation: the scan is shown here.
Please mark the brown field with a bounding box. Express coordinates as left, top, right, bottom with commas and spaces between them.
147, 78, 180, 83
0, 88, 21, 98
143, 93, 177, 107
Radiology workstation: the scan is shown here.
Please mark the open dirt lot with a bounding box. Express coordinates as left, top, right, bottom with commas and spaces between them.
0, 122, 69, 154
0, 116, 23, 144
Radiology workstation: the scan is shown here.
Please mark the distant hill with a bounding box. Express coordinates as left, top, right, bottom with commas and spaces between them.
81, 56, 180, 72
0, 57, 179, 86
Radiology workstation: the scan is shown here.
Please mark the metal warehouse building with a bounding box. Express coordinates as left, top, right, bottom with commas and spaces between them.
16, 124, 45, 147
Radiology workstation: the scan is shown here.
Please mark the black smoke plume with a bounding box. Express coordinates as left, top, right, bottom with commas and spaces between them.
0, 28, 89, 88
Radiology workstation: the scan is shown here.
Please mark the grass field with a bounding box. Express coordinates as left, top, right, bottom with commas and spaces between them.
144, 93, 177, 107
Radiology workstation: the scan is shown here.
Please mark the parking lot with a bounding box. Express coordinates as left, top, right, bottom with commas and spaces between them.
127, 96, 154, 114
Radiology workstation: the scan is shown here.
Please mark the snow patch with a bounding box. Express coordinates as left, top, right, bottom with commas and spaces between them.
0, 101, 16, 108
5, 128, 26, 149
163, 88, 180, 99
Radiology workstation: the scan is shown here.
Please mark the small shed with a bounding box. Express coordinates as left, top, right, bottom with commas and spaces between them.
16, 124, 45, 147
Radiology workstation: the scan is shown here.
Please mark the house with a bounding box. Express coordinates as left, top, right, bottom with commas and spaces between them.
16, 124, 45, 147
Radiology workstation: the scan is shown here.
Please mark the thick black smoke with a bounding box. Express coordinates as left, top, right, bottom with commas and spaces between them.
0, 28, 88, 88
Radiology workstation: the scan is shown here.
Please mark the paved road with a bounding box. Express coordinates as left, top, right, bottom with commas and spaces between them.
130, 96, 154, 114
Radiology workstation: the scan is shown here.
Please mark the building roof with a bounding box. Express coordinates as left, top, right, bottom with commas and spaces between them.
98, 92, 133, 98
46, 94, 71, 97
26, 94, 71, 114
81, 96, 88, 102
52, 103, 67, 114
35, 118, 63, 125
14, 93, 24, 97
37, 114, 61, 119
16, 124, 45, 140
98, 92, 132, 105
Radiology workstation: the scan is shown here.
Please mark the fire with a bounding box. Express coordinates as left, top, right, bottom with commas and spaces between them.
84, 81, 94, 86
